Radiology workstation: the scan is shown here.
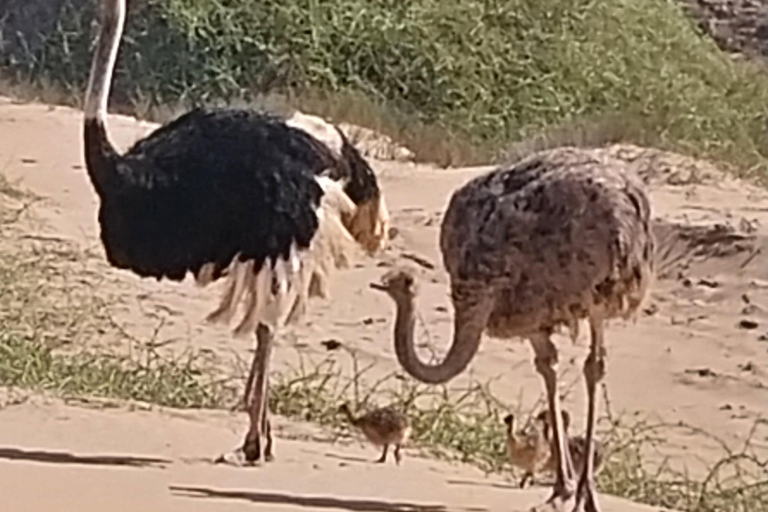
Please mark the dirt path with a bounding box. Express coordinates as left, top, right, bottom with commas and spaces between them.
0, 393, 671, 512
0, 96, 766, 510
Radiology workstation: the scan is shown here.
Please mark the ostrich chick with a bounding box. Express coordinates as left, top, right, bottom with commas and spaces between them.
371, 147, 653, 512
504, 413, 550, 488
339, 403, 411, 465
537, 410, 605, 478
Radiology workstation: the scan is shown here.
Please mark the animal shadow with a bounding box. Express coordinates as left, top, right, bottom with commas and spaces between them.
447, 478, 520, 491
323, 451, 373, 464
0, 446, 170, 468
170, 485, 449, 512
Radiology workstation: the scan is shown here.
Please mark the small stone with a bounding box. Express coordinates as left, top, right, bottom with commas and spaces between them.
685, 367, 717, 377
738, 362, 756, 372
738, 319, 759, 330
741, 305, 759, 316
321, 339, 342, 351
643, 303, 659, 316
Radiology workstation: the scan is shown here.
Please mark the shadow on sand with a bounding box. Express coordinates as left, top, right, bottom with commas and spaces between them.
170, 485, 475, 512
0, 446, 170, 468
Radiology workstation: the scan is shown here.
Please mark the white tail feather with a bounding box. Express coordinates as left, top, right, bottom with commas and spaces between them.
205, 176, 359, 336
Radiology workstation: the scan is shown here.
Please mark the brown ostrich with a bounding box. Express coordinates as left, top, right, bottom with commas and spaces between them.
370, 147, 653, 512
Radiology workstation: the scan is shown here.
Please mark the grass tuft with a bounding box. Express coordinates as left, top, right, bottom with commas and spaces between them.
0, 332, 235, 409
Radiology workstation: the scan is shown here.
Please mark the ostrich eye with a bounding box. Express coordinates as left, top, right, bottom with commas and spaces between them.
403, 275, 413, 286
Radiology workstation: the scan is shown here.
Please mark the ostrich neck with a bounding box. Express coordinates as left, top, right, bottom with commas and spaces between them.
393, 297, 418, 363
391, 293, 486, 385
84, 2, 126, 123
83, 0, 126, 196
342, 408, 361, 427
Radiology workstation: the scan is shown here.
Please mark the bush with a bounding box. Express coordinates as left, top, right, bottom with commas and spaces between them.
2, 0, 768, 171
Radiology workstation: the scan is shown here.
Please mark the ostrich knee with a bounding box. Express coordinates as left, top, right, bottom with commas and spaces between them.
583, 350, 606, 390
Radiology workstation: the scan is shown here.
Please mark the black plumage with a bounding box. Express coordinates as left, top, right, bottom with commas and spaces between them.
81, 0, 387, 466
85, 108, 348, 283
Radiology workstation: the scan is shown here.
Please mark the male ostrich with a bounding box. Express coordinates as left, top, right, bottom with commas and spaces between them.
371, 147, 653, 512
82, 0, 388, 464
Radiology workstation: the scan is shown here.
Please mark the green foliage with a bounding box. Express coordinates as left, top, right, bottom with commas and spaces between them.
2, 0, 768, 169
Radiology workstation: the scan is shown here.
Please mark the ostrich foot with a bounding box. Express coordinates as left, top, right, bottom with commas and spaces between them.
215, 435, 274, 466
214, 448, 256, 467
572, 478, 600, 512
529, 496, 571, 512
375, 444, 389, 463
529, 481, 576, 512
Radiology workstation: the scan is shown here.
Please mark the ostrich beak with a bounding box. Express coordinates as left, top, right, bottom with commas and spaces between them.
369, 282, 387, 292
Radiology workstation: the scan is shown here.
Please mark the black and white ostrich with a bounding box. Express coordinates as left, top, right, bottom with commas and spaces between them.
82, 0, 389, 464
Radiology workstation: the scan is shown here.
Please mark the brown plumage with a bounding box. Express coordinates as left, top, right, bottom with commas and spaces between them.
504, 413, 550, 488
537, 410, 606, 479
339, 403, 411, 465
371, 147, 654, 512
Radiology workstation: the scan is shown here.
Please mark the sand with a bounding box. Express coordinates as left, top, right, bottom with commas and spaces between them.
0, 95, 766, 511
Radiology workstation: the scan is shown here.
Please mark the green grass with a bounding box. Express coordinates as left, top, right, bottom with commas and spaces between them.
0, 332, 235, 409
1, 179, 766, 511
2, 0, 768, 171
270, 354, 768, 512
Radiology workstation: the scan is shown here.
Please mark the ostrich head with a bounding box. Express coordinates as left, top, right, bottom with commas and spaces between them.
536, 409, 571, 441
286, 111, 389, 255
369, 267, 419, 303
503, 413, 515, 433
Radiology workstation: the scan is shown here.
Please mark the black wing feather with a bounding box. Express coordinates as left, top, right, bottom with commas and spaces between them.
98, 108, 334, 281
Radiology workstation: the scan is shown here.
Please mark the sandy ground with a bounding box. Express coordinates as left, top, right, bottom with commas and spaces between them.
0, 95, 767, 510
0, 392, 672, 512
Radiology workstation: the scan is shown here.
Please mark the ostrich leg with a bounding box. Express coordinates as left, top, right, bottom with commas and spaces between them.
242, 322, 274, 463
262, 372, 274, 462
572, 318, 606, 512
530, 331, 575, 511
376, 444, 389, 463
241, 346, 258, 411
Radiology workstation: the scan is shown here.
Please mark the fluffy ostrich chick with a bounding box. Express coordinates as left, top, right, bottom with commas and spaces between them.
504, 413, 550, 488
537, 410, 606, 479
339, 403, 411, 465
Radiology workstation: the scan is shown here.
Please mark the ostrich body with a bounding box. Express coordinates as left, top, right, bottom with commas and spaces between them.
371, 147, 653, 512
504, 413, 550, 488
339, 403, 411, 465
83, 0, 388, 465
